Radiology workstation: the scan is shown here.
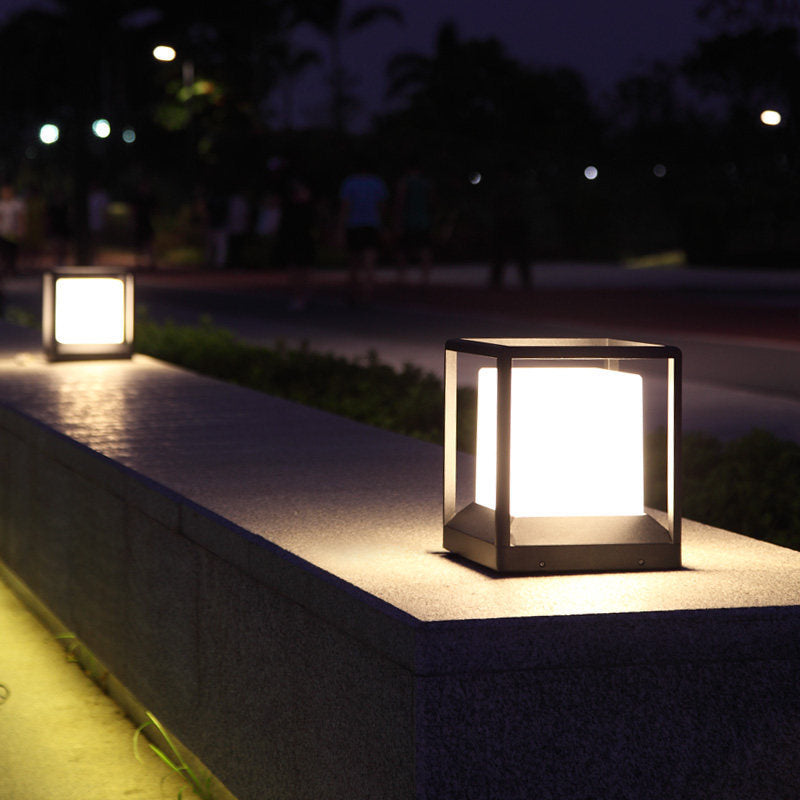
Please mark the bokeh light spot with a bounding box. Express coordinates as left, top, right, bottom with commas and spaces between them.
39, 123, 59, 144
92, 119, 111, 139
153, 45, 176, 62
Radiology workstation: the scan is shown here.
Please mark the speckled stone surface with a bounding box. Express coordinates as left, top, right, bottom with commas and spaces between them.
1, 321, 799, 800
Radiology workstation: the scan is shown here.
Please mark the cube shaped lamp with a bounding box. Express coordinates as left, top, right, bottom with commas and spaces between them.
43, 268, 134, 361
444, 338, 681, 573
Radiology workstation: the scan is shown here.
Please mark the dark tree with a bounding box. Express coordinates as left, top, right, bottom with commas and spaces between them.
383, 21, 599, 187
679, 24, 800, 263
291, 0, 403, 132
0, 0, 164, 261
380, 23, 602, 258
683, 25, 800, 116
697, 0, 800, 29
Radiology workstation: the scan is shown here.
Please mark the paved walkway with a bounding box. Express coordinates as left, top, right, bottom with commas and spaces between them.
0, 569, 189, 800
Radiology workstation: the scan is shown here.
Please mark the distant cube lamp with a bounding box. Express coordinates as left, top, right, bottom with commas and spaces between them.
443, 338, 681, 573
42, 268, 134, 361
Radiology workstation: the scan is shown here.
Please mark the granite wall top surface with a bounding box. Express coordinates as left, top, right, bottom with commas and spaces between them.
2, 322, 799, 626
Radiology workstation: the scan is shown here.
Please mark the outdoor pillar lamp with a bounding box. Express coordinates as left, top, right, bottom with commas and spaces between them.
42, 268, 134, 361
443, 338, 681, 573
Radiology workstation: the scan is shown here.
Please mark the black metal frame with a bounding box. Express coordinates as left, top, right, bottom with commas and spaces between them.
42, 267, 134, 361
443, 338, 682, 573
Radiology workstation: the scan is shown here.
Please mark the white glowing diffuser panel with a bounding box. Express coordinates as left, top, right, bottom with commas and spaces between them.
442, 338, 682, 573
475, 367, 644, 517
43, 269, 134, 361
55, 277, 126, 345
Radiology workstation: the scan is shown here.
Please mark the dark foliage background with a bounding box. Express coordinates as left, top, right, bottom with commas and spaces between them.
1, 1, 800, 266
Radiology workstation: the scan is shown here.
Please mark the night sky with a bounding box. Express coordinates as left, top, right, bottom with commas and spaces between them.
292, 0, 707, 128
365, 0, 706, 96
0, 0, 30, 21
0, 0, 708, 128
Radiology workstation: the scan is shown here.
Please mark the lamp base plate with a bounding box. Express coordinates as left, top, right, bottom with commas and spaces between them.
444, 503, 680, 573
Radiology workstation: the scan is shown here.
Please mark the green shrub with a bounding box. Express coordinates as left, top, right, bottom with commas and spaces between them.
135, 315, 447, 444
646, 428, 800, 550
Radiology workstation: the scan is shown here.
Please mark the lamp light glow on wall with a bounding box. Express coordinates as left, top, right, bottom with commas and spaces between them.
42, 268, 134, 361
443, 338, 681, 573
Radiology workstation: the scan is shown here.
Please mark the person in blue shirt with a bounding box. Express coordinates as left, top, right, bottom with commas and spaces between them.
338, 162, 388, 304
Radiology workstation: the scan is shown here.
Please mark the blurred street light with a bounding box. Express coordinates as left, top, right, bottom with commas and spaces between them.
760, 109, 782, 126
122, 127, 136, 143
39, 123, 60, 144
92, 118, 111, 138
584, 165, 598, 180
153, 44, 176, 62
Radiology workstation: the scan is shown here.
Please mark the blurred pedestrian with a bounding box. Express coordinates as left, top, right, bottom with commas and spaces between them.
227, 191, 250, 268
274, 173, 316, 310
204, 186, 229, 269
338, 160, 388, 304
47, 188, 71, 265
87, 182, 109, 264
489, 164, 532, 289
0, 184, 26, 274
255, 192, 281, 240
88, 183, 109, 236
394, 163, 434, 284
132, 179, 157, 270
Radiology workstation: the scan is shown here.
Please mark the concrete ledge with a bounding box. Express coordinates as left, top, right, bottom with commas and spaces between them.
1, 323, 800, 799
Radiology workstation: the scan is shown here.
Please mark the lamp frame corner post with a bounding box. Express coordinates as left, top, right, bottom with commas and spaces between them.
443, 337, 682, 574
42, 267, 135, 362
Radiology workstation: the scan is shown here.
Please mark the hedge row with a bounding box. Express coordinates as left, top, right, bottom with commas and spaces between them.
135, 315, 449, 446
